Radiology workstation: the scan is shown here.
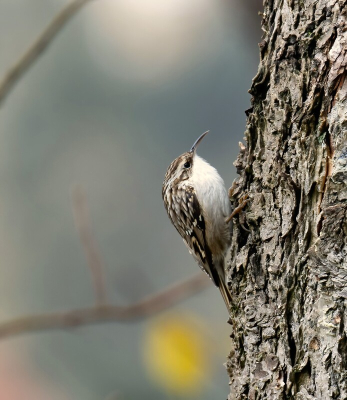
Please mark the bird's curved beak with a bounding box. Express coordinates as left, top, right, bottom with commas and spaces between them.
190, 131, 209, 153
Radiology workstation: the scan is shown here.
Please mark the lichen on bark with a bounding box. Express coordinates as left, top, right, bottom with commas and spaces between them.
227, 1, 347, 399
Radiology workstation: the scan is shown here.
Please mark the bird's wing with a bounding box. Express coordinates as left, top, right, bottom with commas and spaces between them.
169, 186, 219, 286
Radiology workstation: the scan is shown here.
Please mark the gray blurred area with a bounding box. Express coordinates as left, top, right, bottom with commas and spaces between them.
0, 0, 261, 398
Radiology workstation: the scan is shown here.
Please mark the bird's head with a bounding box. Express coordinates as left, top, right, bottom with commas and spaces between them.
163, 131, 209, 187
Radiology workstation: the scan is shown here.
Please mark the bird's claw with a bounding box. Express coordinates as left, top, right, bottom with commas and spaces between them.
226, 193, 249, 224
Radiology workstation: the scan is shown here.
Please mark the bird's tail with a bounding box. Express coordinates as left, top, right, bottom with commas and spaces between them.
218, 277, 232, 311
213, 257, 232, 311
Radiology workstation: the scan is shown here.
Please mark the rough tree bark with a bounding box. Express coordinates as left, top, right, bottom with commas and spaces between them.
227, 1, 347, 399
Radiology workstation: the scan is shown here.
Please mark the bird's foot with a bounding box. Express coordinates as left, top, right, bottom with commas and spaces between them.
226, 193, 249, 224
228, 181, 238, 200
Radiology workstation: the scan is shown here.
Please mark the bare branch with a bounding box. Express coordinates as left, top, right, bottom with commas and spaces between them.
71, 185, 107, 306
0, 0, 94, 105
0, 273, 210, 340
0, 0, 213, 345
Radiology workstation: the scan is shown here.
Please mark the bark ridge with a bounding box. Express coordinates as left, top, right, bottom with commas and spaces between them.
227, 1, 347, 399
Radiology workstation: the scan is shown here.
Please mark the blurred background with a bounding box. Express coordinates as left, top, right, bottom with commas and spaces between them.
0, 0, 261, 398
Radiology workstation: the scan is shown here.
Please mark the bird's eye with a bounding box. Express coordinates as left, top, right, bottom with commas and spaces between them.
184, 161, 191, 168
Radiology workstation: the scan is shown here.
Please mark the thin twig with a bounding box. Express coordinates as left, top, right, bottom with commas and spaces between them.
0, 0, 94, 105
71, 185, 107, 306
0, 273, 210, 340
0, 0, 212, 343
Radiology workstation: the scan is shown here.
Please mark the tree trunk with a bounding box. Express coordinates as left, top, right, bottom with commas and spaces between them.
227, 1, 347, 399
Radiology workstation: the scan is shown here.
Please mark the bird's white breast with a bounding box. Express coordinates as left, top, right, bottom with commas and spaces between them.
189, 155, 231, 255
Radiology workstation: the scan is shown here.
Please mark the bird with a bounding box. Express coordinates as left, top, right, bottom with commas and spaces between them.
162, 131, 233, 308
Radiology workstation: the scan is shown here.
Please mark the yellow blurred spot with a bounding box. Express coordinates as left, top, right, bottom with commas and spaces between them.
142, 313, 208, 396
